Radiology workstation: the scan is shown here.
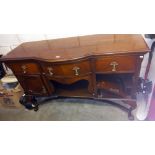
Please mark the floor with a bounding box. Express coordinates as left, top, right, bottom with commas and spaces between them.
0, 98, 134, 121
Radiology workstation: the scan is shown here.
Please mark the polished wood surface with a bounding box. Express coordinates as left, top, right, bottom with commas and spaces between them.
2, 34, 149, 61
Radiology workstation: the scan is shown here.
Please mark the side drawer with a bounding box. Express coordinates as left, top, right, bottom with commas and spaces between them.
95, 55, 137, 73
6, 62, 40, 75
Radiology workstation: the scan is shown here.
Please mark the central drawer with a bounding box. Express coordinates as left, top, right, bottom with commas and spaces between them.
95, 55, 137, 73
42, 60, 91, 77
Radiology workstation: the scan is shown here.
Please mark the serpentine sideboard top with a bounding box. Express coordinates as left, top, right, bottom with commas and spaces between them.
1, 34, 150, 62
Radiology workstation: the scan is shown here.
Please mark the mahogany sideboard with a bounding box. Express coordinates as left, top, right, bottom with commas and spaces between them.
0, 34, 150, 120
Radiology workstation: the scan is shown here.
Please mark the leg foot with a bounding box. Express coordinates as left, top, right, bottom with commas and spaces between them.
19, 94, 39, 111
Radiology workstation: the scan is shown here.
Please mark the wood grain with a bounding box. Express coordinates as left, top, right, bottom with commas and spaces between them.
1, 34, 149, 62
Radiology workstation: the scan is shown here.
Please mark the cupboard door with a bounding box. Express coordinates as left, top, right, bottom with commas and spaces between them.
16, 75, 48, 96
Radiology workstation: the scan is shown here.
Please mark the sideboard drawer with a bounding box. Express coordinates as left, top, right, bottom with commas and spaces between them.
95, 55, 137, 73
42, 60, 91, 77
7, 62, 40, 75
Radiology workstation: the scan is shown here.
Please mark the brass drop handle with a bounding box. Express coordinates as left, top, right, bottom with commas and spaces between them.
110, 61, 118, 71
21, 65, 27, 74
47, 67, 53, 76
72, 66, 80, 76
